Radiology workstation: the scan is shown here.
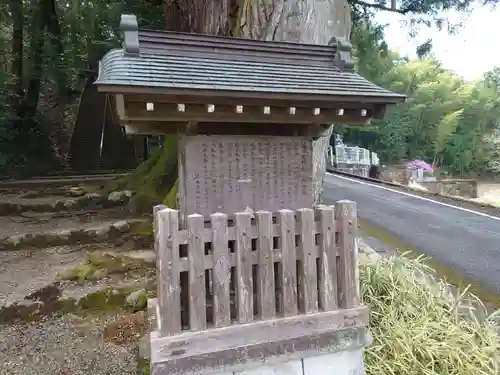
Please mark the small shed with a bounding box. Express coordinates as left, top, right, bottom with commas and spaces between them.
95, 14, 405, 217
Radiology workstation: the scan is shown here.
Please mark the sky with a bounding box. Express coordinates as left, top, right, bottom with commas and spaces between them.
373, 4, 500, 81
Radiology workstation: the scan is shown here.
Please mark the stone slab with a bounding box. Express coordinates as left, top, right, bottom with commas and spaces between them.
179, 135, 314, 217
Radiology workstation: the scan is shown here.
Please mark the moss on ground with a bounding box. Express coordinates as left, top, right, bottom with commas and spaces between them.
58, 251, 151, 282
133, 221, 153, 238
137, 358, 151, 375
77, 286, 143, 314
0, 283, 156, 325
107, 136, 179, 212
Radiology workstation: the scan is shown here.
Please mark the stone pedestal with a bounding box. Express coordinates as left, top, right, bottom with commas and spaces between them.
145, 299, 371, 375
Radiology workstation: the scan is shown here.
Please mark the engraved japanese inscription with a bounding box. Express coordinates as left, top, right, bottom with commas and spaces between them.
180, 135, 313, 217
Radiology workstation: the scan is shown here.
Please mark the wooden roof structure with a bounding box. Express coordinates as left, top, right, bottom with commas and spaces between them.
95, 14, 405, 135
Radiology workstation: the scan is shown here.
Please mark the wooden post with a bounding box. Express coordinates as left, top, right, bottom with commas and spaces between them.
315, 205, 338, 311
235, 212, 253, 323
187, 213, 206, 331
335, 200, 360, 309
211, 212, 231, 328
297, 208, 318, 314
255, 210, 275, 320
156, 208, 181, 335
278, 209, 297, 317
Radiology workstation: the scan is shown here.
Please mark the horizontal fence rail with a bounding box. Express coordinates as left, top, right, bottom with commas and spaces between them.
154, 201, 359, 337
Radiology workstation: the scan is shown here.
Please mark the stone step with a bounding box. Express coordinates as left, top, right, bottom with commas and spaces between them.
0, 190, 133, 215
0, 212, 150, 250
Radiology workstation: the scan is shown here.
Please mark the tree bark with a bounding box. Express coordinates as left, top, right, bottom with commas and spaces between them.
9, 0, 23, 107
233, 0, 351, 203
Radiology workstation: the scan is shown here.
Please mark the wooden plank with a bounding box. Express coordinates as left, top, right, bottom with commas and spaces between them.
187, 214, 206, 331
235, 212, 254, 323
335, 200, 360, 309
255, 211, 275, 320
315, 206, 338, 311
156, 208, 181, 335
296, 208, 318, 314
173, 220, 336, 245
277, 209, 297, 317
153, 204, 168, 332
211, 212, 231, 328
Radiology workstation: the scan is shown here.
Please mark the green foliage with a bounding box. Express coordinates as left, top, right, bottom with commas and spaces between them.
362, 256, 500, 374
1, 0, 499, 179
346, 20, 500, 176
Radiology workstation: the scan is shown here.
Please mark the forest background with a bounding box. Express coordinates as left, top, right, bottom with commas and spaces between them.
2, 0, 500, 180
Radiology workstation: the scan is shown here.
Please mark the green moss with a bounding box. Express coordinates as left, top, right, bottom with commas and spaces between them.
137, 358, 151, 375
59, 251, 150, 283
133, 221, 153, 237
66, 186, 87, 197
163, 178, 178, 208
108, 136, 179, 209
77, 286, 144, 314
358, 218, 500, 309
58, 264, 98, 281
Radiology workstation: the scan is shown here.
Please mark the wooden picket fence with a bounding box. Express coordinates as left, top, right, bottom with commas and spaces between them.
154, 200, 359, 337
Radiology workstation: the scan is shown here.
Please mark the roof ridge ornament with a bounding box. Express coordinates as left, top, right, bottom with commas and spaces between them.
120, 14, 140, 56
329, 37, 355, 72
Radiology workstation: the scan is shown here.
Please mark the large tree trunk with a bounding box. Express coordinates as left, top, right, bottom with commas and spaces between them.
234, 0, 351, 203
9, 0, 23, 107
124, 0, 351, 208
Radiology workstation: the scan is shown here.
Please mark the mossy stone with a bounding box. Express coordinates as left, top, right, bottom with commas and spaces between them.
58, 264, 98, 282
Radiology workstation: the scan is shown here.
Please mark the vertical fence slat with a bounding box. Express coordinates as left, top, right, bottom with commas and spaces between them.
278, 209, 297, 317
255, 210, 275, 320
187, 214, 206, 331
157, 208, 181, 335
235, 212, 253, 323
336, 200, 360, 309
297, 208, 318, 314
211, 212, 231, 328
153, 204, 167, 331
316, 206, 338, 311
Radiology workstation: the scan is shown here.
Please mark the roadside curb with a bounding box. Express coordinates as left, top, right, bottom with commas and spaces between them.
358, 237, 382, 264
327, 169, 500, 218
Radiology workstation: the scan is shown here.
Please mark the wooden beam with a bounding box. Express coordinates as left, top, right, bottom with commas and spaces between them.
123, 93, 381, 110
115, 94, 126, 118
97, 84, 404, 105
123, 101, 371, 125
120, 120, 185, 135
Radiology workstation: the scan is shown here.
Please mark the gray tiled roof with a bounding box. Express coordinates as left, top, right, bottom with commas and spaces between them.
96, 49, 403, 99
95, 14, 404, 104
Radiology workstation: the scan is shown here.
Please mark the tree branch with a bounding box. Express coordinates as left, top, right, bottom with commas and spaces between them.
349, 0, 421, 15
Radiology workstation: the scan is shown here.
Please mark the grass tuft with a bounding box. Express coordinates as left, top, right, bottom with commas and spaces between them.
362, 256, 500, 375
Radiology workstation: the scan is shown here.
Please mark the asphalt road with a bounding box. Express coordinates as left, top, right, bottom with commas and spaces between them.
323, 173, 500, 294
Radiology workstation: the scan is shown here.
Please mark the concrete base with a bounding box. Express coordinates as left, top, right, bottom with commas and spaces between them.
146, 299, 371, 375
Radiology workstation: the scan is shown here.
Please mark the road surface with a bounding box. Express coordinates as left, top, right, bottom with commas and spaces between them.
323, 173, 500, 294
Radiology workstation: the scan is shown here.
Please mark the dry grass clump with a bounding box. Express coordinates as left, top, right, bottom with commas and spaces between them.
361, 256, 500, 375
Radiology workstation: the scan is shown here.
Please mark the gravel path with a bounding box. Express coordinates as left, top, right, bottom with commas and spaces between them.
0, 313, 138, 375
0, 245, 87, 306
